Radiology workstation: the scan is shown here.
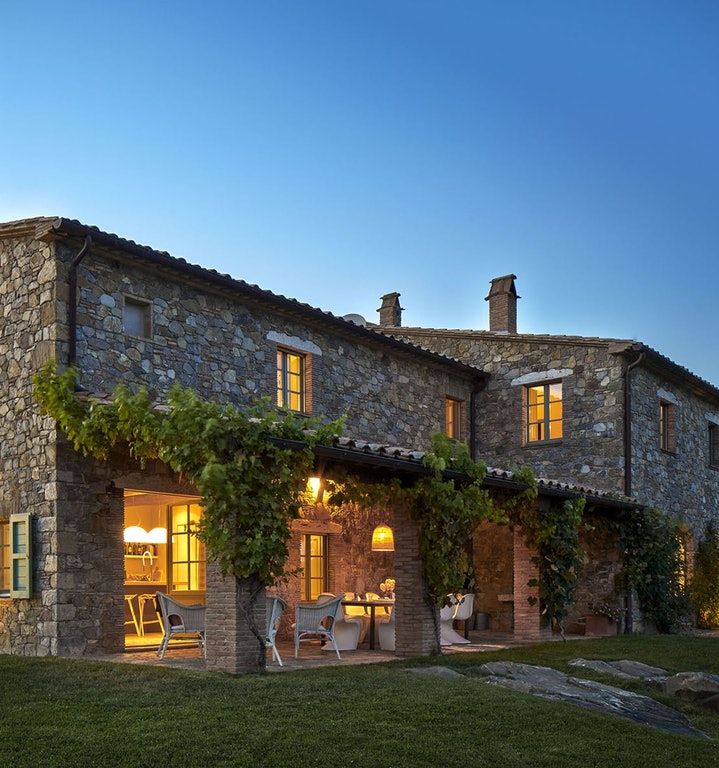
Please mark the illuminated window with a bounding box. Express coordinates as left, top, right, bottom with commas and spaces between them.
0, 521, 9, 596
660, 401, 677, 453
300, 534, 328, 601
277, 349, 306, 412
710, 425, 719, 468
526, 382, 563, 443
123, 297, 152, 338
170, 503, 206, 592
445, 397, 462, 440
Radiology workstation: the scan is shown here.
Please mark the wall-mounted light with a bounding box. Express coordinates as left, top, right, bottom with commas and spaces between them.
307, 476, 322, 502
371, 524, 395, 552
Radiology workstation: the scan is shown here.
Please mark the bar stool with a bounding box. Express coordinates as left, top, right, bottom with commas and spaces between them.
124, 594, 141, 636
137, 593, 164, 637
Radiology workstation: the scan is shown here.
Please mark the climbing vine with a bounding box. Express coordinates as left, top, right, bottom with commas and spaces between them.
690, 522, 719, 629
620, 506, 691, 632
33, 361, 344, 667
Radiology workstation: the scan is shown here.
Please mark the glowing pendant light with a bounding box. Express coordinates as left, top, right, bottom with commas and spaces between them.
371, 524, 395, 552
123, 525, 149, 543
147, 527, 168, 544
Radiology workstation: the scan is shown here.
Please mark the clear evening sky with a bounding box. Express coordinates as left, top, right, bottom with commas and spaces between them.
2, 2, 717, 382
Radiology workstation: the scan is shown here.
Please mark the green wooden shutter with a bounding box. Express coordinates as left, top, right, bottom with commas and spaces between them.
10, 513, 32, 599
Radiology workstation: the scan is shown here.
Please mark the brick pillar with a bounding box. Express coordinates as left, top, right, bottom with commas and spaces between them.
393, 506, 439, 656
512, 526, 542, 642
205, 564, 267, 673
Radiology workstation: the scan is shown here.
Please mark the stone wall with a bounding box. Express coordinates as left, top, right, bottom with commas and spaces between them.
57, 241, 475, 450
0, 232, 60, 655
631, 366, 719, 540
388, 330, 626, 494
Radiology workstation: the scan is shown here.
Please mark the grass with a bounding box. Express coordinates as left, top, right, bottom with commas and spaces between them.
2, 636, 719, 767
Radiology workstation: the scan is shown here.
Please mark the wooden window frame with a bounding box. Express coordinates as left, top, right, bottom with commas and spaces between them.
169, 503, 206, 594
709, 424, 719, 469
0, 520, 9, 597
9, 512, 32, 599
122, 295, 153, 339
444, 397, 463, 441
524, 381, 563, 444
659, 400, 677, 454
276, 347, 308, 413
299, 533, 329, 602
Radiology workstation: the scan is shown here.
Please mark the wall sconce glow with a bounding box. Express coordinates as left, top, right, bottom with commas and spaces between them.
147, 527, 168, 544
307, 477, 321, 499
123, 525, 149, 543
371, 524, 395, 552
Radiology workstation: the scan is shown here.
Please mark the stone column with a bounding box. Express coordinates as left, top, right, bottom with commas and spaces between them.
393, 506, 439, 656
512, 526, 542, 642
205, 564, 267, 673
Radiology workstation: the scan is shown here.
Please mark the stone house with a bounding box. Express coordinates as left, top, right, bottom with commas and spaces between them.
0, 218, 644, 668
377, 275, 719, 626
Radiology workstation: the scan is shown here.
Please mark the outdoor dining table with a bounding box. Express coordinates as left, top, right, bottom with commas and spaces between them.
342, 597, 394, 650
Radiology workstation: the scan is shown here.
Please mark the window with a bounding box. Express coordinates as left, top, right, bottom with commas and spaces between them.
123, 296, 152, 338
445, 397, 463, 440
526, 382, 563, 443
170, 503, 206, 592
277, 348, 305, 412
660, 401, 677, 453
710, 424, 719, 468
0, 521, 9, 596
300, 533, 328, 601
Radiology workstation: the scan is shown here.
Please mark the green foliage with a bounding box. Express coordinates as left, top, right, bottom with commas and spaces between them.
690, 522, 719, 629
506, 471, 586, 633
33, 361, 343, 587
620, 507, 691, 632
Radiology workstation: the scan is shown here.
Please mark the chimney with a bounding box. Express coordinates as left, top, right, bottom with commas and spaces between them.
485, 274, 519, 334
377, 292, 403, 327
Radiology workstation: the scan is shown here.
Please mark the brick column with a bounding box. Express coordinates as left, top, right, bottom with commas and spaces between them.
512, 526, 542, 642
205, 564, 267, 673
393, 506, 439, 656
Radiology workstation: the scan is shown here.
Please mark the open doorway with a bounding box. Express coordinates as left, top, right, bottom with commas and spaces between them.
123, 489, 206, 650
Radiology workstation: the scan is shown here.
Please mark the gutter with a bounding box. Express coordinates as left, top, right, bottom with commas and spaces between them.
66, 235, 93, 367
623, 350, 644, 497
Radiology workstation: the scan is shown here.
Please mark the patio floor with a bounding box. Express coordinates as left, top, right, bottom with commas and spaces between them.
106, 629, 588, 672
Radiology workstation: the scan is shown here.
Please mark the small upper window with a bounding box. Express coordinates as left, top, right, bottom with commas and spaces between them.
0, 521, 9, 597
660, 401, 677, 453
123, 297, 151, 338
526, 382, 563, 443
710, 424, 719, 468
445, 397, 462, 440
277, 349, 305, 412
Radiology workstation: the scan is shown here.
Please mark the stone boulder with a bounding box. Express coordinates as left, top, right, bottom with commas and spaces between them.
479, 662, 705, 738
404, 666, 465, 680
569, 658, 668, 684
664, 672, 719, 712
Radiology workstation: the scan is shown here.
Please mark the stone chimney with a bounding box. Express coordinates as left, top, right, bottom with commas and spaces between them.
485, 274, 519, 334
377, 292, 403, 327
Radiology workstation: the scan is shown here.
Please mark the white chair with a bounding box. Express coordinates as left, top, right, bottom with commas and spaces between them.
266, 595, 287, 667
343, 592, 370, 643
294, 594, 346, 659
439, 593, 473, 646
378, 607, 396, 652
316, 593, 362, 652
155, 592, 206, 659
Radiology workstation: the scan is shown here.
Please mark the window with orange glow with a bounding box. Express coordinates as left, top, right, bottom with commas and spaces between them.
276, 349, 305, 412
0, 521, 9, 596
170, 503, 206, 592
445, 397, 462, 440
300, 534, 328, 601
526, 382, 563, 443
660, 401, 677, 453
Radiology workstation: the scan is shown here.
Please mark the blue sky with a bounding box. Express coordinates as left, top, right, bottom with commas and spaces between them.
2, 2, 717, 381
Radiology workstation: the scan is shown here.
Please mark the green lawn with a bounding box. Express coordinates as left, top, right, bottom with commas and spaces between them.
2, 637, 719, 767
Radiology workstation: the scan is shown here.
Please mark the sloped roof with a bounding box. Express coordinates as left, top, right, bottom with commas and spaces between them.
0, 216, 484, 379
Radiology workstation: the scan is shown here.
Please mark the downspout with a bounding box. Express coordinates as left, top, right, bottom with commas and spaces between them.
66, 235, 93, 368
623, 349, 644, 634
469, 375, 488, 461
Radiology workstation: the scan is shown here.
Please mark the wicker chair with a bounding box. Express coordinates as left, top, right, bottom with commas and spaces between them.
266, 595, 287, 667
294, 594, 345, 659
155, 592, 206, 659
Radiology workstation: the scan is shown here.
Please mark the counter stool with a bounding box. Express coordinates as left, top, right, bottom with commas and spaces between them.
137, 593, 164, 637
124, 594, 141, 636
